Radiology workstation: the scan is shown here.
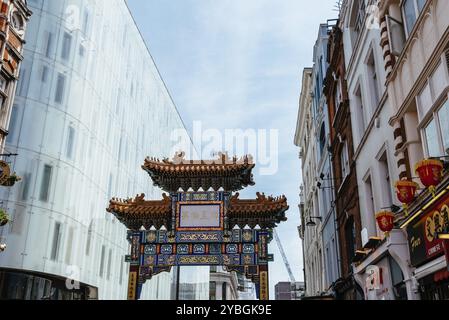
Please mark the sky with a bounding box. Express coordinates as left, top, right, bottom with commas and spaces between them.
127, 0, 338, 298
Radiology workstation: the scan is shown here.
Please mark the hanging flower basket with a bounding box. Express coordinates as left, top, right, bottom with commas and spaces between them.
375, 211, 395, 237
415, 159, 444, 197
395, 180, 419, 214
0, 209, 10, 226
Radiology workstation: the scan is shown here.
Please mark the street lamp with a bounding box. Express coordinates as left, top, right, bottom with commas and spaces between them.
306, 217, 322, 227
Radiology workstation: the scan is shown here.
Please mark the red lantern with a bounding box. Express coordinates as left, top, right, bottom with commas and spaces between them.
395, 180, 418, 214
395, 180, 418, 204
375, 211, 395, 237
415, 159, 443, 196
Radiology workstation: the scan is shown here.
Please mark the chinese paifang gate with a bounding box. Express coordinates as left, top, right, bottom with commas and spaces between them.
107, 152, 289, 300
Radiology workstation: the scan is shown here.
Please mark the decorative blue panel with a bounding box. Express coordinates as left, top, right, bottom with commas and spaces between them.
222, 254, 241, 266
226, 244, 238, 254
242, 254, 256, 265
209, 244, 221, 254
242, 230, 254, 242
177, 244, 189, 255
176, 231, 224, 243
193, 244, 206, 254
145, 231, 157, 243
144, 245, 157, 255
243, 244, 255, 254
160, 245, 173, 254
232, 230, 242, 242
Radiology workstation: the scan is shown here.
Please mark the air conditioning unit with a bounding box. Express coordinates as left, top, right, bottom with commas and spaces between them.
299, 149, 304, 158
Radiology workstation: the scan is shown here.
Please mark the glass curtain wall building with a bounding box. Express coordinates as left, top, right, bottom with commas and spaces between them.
0, 0, 209, 299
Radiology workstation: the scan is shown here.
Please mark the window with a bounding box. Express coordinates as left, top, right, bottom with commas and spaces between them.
66, 126, 75, 159
355, 84, 366, 139
423, 100, 449, 157
11, 11, 24, 35
0, 95, 5, 111
39, 164, 52, 202
107, 173, 113, 201
319, 123, 326, 157
386, 15, 406, 56
0, 75, 7, 92
41, 65, 49, 83
349, 0, 366, 46
402, 0, 426, 37
45, 32, 53, 58
437, 101, 449, 152
82, 10, 90, 34
345, 217, 356, 265
61, 32, 72, 60
18, 67, 30, 97
65, 227, 74, 264
379, 151, 393, 206
99, 245, 106, 277
119, 261, 124, 285
355, 0, 366, 34
21, 173, 31, 201
107, 249, 112, 280
366, 49, 380, 109
222, 282, 227, 300
340, 140, 350, 180
210, 282, 217, 300
389, 256, 407, 300
364, 175, 377, 233
79, 44, 85, 57
50, 222, 61, 261
85, 227, 92, 256
54, 73, 66, 104
335, 77, 342, 109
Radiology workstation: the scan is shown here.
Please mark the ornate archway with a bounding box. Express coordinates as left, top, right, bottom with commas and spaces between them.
107, 152, 288, 300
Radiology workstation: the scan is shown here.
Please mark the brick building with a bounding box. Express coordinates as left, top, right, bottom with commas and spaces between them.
324, 23, 363, 300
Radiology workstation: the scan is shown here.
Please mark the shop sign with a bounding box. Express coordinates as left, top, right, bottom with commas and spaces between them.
407, 193, 449, 267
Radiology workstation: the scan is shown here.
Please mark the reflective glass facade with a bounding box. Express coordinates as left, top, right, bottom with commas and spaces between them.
0, 0, 207, 300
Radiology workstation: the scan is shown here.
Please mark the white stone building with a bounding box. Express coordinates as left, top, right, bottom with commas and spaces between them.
0, 0, 209, 300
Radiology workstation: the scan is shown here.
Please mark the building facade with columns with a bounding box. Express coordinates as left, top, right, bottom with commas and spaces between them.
297, 0, 449, 300
295, 66, 326, 297
209, 266, 239, 300
339, 0, 416, 300
295, 23, 341, 298
377, 0, 449, 300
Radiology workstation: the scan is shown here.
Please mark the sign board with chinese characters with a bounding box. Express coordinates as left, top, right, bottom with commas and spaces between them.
259, 270, 269, 300
407, 191, 449, 267
177, 202, 223, 231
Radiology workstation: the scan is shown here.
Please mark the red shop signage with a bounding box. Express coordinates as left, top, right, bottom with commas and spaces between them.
407, 192, 449, 267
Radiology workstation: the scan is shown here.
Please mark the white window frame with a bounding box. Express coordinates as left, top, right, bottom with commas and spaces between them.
421, 98, 449, 157
401, 0, 426, 38
334, 76, 343, 112
340, 140, 350, 181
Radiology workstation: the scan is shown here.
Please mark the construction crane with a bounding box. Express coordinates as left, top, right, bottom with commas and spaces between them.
273, 229, 296, 283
